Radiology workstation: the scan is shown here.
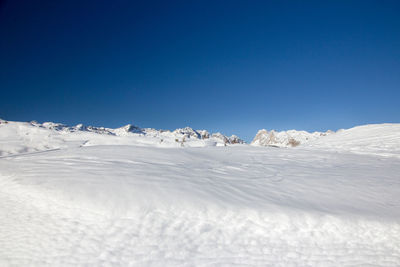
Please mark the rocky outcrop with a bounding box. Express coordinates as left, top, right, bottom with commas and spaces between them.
229, 135, 245, 144
251, 129, 333, 147
197, 130, 210, 139
173, 127, 201, 139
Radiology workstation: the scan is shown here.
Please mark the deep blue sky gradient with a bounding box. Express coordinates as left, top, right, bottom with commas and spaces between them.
1, 0, 399, 141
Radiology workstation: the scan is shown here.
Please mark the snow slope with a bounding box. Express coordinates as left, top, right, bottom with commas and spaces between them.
0, 120, 400, 266
305, 123, 400, 158
251, 124, 400, 158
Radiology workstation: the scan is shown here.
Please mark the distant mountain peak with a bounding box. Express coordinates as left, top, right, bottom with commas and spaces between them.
16, 120, 245, 147
251, 129, 333, 147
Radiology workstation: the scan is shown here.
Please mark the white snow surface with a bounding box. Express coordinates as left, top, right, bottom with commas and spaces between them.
1, 119, 400, 266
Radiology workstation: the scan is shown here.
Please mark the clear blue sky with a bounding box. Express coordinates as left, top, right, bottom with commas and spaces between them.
1, 0, 399, 141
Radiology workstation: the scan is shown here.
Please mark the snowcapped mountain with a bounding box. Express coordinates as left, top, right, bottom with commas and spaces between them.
2, 118, 399, 157
0, 119, 244, 156
250, 123, 400, 158
251, 128, 333, 147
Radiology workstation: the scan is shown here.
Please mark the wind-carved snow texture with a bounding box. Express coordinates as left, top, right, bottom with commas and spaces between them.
0, 119, 400, 266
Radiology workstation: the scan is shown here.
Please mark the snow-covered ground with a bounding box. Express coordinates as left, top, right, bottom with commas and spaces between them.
0, 120, 400, 266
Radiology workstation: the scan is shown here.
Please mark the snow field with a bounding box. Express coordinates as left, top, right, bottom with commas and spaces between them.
1, 144, 400, 266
